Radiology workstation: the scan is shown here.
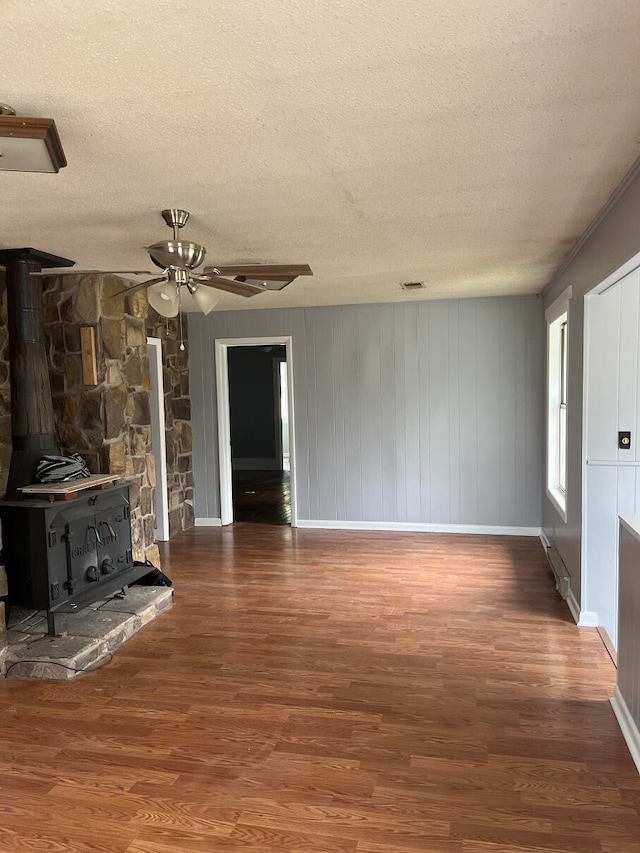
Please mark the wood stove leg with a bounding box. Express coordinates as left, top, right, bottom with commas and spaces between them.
46, 611, 58, 636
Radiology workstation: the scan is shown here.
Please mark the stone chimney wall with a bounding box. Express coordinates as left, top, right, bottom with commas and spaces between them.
42, 275, 161, 564
0, 270, 194, 560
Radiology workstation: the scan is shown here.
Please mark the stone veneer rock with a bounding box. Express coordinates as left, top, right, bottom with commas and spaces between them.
43, 275, 161, 566
0, 270, 194, 560
0, 270, 192, 668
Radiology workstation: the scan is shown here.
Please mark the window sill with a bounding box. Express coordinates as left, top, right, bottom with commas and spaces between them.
546, 486, 568, 524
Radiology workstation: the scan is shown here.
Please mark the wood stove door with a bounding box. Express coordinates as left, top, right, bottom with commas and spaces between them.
60, 491, 133, 597
63, 514, 103, 594
94, 502, 133, 579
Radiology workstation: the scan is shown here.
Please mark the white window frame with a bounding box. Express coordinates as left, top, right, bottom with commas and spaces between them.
546, 286, 572, 522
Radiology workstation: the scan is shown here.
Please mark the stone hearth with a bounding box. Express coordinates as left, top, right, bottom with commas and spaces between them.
3, 586, 173, 680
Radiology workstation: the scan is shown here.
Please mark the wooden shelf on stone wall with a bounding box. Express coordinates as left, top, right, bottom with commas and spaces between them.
19, 474, 121, 502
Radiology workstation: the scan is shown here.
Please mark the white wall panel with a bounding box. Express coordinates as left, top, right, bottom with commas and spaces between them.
585, 466, 620, 641
584, 269, 640, 646
586, 287, 620, 462
618, 276, 639, 462
189, 297, 543, 527
615, 520, 640, 775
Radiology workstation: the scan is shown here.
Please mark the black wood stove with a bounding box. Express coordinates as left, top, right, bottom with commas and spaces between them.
0, 484, 150, 634
0, 248, 150, 635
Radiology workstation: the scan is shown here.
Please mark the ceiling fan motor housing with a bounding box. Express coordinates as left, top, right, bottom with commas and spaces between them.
147, 240, 206, 271
161, 209, 190, 230
148, 209, 205, 270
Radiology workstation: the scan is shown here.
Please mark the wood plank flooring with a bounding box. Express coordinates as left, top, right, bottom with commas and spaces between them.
232, 470, 291, 525
1, 526, 639, 852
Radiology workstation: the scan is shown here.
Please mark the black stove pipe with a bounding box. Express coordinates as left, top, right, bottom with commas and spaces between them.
0, 248, 74, 497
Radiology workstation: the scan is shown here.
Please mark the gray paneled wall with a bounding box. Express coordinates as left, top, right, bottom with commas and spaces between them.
614, 519, 640, 773
189, 297, 544, 527
542, 165, 640, 604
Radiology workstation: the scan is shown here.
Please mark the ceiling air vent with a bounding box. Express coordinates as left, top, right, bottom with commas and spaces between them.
400, 281, 424, 290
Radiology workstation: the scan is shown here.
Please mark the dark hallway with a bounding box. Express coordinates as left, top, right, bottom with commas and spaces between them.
232, 469, 291, 525
228, 344, 290, 526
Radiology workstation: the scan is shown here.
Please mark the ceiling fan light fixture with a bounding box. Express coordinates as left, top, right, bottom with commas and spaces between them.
0, 103, 67, 173
190, 284, 220, 315
148, 281, 179, 318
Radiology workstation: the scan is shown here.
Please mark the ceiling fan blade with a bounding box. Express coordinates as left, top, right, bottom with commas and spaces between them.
113, 276, 168, 296
191, 273, 262, 298
194, 271, 263, 290
30, 269, 154, 277
235, 276, 295, 292
206, 264, 313, 279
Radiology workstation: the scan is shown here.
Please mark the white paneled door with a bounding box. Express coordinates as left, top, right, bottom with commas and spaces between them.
584, 268, 640, 650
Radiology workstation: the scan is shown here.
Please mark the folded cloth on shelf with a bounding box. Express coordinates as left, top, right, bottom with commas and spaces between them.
36, 453, 91, 483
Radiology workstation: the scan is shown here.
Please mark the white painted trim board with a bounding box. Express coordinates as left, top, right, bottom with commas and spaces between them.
611, 687, 640, 775
215, 336, 298, 527
566, 588, 598, 627
147, 337, 170, 542
297, 520, 541, 536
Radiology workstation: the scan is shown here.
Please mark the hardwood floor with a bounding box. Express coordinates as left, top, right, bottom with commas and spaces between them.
232, 470, 291, 525
1, 526, 639, 852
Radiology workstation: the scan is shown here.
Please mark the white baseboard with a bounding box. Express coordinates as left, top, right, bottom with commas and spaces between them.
296, 520, 541, 536
566, 588, 598, 627
195, 518, 222, 527
611, 687, 640, 775
566, 589, 581, 623
539, 536, 598, 629
578, 611, 599, 628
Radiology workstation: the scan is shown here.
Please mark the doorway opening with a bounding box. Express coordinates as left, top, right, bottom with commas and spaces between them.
215, 336, 297, 526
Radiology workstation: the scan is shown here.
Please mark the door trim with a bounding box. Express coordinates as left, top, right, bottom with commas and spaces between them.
215, 336, 297, 527
147, 337, 170, 541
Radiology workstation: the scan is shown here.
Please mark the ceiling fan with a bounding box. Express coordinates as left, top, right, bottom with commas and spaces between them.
31, 209, 313, 318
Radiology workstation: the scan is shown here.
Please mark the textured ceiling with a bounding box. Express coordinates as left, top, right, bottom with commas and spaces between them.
1, 0, 640, 310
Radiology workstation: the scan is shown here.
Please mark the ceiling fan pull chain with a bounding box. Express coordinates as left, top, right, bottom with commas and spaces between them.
179, 308, 185, 351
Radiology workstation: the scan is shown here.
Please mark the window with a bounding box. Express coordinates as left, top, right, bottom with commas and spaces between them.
558, 320, 567, 494
546, 287, 572, 521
